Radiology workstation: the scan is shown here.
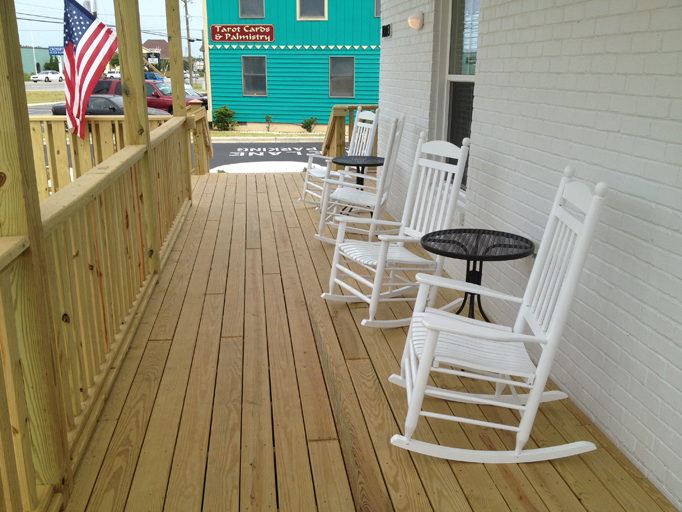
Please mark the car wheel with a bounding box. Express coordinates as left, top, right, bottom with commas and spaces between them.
45, 77, 50, 82
167, 107, 173, 115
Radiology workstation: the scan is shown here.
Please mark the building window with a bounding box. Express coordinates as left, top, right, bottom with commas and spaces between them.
329, 57, 354, 98
446, 0, 479, 187
375, 0, 380, 17
297, 0, 327, 20
239, 0, 264, 18
242, 56, 267, 96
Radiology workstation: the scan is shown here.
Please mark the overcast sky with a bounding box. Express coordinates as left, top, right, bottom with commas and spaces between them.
16, 0, 205, 55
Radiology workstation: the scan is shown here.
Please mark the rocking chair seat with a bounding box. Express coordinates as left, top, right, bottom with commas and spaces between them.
339, 240, 435, 267
410, 310, 537, 379
307, 164, 339, 179
330, 187, 377, 209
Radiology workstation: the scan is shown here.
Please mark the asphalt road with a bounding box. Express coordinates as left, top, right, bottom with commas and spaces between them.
25, 80, 65, 91
210, 142, 322, 166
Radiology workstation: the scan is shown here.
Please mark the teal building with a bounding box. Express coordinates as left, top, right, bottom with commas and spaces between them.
204, 0, 381, 124
20, 46, 52, 74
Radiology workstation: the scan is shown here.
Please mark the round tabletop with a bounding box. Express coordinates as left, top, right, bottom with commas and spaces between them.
332, 155, 385, 167
421, 229, 534, 262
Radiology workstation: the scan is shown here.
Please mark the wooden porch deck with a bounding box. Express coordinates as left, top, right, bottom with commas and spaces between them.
66, 172, 674, 512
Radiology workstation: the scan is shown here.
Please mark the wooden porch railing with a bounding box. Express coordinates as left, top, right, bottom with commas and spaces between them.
29, 107, 212, 198
0, 0, 204, 509
1, 117, 194, 511
321, 104, 379, 168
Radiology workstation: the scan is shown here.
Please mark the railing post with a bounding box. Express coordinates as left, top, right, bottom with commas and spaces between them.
166, 0, 193, 198
0, 0, 70, 494
114, 0, 161, 273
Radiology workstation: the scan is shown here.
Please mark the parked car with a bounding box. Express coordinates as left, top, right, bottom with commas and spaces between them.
144, 72, 165, 82
92, 79, 202, 113
184, 84, 208, 109
105, 70, 121, 79
51, 95, 170, 116
31, 70, 64, 82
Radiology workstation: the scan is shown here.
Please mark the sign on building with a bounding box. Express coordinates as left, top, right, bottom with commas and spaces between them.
210, 25, 275, 43
48, 46, 64, 55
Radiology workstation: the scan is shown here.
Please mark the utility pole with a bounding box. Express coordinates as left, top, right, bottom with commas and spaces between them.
182, 0, 192, 86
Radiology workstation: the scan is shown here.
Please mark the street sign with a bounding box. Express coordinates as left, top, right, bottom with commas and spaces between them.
48, 46, 64, 55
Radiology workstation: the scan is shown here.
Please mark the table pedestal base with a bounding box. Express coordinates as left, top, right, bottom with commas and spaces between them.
454, 259, 490, 321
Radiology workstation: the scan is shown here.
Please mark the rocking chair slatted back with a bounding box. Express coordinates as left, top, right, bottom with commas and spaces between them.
347, 107, 379, 157
517, 167, 608, 339
400, 133, 470, 240
375, 114, 405, 207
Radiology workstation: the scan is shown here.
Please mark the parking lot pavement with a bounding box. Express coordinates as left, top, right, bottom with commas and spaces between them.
25, 80, 65, 91
210, 142, 322, 167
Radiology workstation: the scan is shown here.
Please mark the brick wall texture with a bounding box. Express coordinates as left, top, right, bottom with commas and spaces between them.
379, 0, 682, 506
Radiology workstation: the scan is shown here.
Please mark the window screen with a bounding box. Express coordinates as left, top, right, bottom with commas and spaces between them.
242, 56, 267, 96
447, 81, 474, 187
239, 0, 264, 18
329, 57, 354, 98
298, 0, 326, 19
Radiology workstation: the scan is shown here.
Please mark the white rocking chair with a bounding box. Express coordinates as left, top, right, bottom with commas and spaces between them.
390, 167, 607, 463
322, 132, 471, 328
315, 114, 405, 243
300, 107, 379, 206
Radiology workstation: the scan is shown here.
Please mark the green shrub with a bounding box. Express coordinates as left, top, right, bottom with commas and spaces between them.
213, 105, 238, 131
301, 116, 318, 133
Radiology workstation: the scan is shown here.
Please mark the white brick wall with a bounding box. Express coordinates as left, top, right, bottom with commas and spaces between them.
379, 0, 682, 506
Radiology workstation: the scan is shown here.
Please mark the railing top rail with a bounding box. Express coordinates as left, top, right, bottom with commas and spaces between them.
150, 117, 185, 149
28, 115, 171, 122
41, 144, 146, 234
0, 236, 29, 273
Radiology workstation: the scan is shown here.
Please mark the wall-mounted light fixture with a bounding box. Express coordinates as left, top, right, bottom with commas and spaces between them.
407, 11, 424, 30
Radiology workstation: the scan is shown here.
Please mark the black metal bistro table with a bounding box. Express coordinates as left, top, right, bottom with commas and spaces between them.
331, 155, 384, 187
421, 229, 534, 321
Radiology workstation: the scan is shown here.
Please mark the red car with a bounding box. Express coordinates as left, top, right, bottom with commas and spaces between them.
92, 79, 201, 114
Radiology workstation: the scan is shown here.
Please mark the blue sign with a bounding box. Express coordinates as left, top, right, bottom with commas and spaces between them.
48, 46, 64, 56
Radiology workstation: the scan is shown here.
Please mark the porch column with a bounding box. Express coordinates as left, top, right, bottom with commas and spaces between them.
166, 0, 187, 116
113, 0, 161, 273
0, 0, 70, 492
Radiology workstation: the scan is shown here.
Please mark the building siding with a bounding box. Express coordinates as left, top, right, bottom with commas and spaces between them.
206, 0, 381, 123
379, 0, 682, 507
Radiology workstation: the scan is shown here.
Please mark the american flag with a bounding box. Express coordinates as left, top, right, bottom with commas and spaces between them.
63, 0, 117, 138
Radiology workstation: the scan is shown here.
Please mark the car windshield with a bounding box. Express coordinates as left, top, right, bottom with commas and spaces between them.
185, 87, 200, 97
156, 83, 172, 95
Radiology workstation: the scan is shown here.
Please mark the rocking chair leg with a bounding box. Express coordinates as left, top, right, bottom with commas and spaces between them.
404, 329, 438, 438
367, 243, 389, 323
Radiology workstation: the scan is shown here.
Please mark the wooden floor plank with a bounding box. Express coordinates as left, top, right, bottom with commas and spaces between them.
263, 274, 317, 512
271, 212, 337, 442
125, 215, 221, 511
240, 249, 276, 511
164, 293, 223, 511
308, 440, 355, 512
84, 341, 171, 512
206, 174, 236, 295
222, 202, 246, 338
288, 226, 393, 512
347, 359, 433, 511
203, 337, 243, 512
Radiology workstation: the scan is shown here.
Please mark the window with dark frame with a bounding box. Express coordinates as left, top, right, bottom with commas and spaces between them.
329, 57, 354, 98
242, 56, 267, 96
298, 0, 326, 19
239, 0, 264, 18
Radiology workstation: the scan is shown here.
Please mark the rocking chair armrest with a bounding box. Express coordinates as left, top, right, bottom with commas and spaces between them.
333, 216, 402, 227
321, 178, 367, 189
415, 273, 524, 304
307, 152, 332, 163
377, 234, 420, 244
421, 313, 546, 344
